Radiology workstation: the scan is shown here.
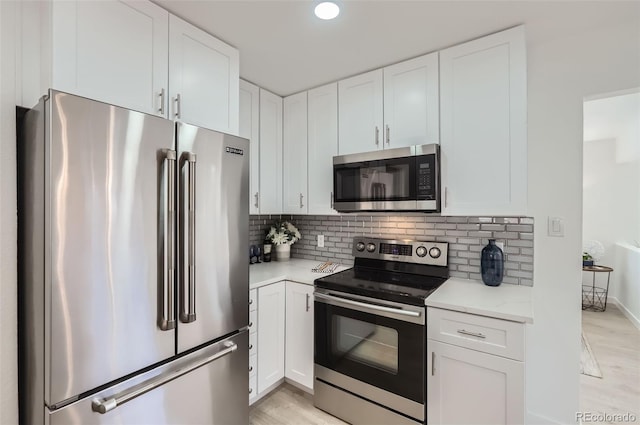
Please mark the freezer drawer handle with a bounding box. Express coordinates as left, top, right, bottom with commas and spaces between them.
159, 149, 177, 331
180, 152, 197, 323
91, 341, 238, 414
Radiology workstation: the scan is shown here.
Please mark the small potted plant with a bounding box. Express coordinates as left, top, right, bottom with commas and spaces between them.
265, 220, 301, 261
582, 252, 594, 267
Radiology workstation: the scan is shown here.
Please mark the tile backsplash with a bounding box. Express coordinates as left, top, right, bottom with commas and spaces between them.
250, 214, 534, 286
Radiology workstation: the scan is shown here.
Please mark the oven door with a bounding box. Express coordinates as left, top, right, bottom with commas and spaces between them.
314, 290, 425, 404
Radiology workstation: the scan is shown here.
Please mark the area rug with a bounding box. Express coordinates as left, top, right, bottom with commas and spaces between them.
581, 331, 603, 378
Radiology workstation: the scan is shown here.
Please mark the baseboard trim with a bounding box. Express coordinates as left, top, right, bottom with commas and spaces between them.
606, 297, 640, 330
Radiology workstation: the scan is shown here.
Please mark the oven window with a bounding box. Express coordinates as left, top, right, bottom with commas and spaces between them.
333, 316, 398, 374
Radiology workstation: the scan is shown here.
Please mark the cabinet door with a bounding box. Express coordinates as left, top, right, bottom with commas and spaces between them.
51, 0, 168, 116
257, 281, 285, 393
383, 52, 439, 148
259, 89, 284, 214
307, 83, 338, 215
239, 80, 260, 214
283, 92, 308, 214
169, 14, 239, 134
427, 340, 524, 425
338, 69, 384, 155
440, 26, 527, 216
285, 282, 314, 390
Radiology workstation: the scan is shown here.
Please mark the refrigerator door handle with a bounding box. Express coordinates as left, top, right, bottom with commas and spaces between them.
159, 149, 177, 331
180, 152, 197, 323
91, 341, 238, 414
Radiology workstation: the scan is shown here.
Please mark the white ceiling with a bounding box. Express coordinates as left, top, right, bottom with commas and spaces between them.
153, 0, 640, 96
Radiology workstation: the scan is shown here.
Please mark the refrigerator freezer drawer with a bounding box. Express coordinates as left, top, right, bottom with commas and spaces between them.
48, 331, 249, 425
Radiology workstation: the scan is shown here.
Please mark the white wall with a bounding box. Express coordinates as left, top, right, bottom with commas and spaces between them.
614, 243, 640, 328
583, 138, 640, 297
0, 1, 19, 424
525, 17, 640, 425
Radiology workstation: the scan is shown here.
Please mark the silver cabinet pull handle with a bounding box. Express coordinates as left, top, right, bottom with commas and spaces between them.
330, 192, 334, 209
159, 149, 177, 331
175, 93, 181, 119
444, 187, 448, 209
249, 366, 253, 372
180, 152, 197, 323
385, 125, 390, 145
158, 88, 166, 115
249, 388, 253, 394
431, 352, 435, 376
91, 342, 237, 414
375, 126, 380, 145
254, 192, 259, 209
457, 329, 486, 339
249, 299, 253, 305
249, 322, 253, 328
315, 293, 420, 317
305, 293, 310, 312
299, 193, 304, 209
249, 344, 253, 350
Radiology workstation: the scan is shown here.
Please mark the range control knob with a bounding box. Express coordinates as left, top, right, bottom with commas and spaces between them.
355, 242, 365, 252
429, 247, 442, 259
416, 246, 428, 257
366, 243, 377, 253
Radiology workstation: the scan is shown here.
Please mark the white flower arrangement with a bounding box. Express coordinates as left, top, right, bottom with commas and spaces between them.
266, 221, 301, 246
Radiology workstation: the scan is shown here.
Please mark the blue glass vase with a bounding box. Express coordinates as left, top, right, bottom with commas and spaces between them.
481, 239, 504, 286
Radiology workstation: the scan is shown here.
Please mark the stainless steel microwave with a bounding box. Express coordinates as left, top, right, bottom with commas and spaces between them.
332, 144, 440, 212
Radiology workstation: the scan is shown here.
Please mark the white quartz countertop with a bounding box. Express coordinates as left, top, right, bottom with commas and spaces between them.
249, 258, 349, 290
425, 277, 534, 324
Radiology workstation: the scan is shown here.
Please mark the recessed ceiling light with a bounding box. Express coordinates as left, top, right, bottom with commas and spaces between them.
314, 2, 340, 20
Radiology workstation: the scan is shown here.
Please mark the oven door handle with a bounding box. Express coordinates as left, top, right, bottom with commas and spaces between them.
314, 292, 421, 318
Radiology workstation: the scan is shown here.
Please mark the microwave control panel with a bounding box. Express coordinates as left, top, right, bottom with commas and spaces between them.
416, 154, 437, 200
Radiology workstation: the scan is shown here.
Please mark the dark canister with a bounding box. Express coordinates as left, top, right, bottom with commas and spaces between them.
481, 239, 504, 286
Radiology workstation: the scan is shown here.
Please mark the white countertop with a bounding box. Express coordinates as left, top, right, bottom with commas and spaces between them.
425, 277, 534, 324
249, 258, 349, 290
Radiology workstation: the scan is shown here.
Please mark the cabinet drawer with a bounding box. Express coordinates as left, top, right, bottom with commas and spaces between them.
249, 332, 257, 355
427, 308, 524, 361
249, 353, 257, 377
249, 310, 257, 334
249, 289, 257, 312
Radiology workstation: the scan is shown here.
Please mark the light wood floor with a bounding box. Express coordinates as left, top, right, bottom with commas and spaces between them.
249, 383, 347, 425
581, 304, 640, 423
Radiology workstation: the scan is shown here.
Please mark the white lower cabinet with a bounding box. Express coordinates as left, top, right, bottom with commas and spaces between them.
285, 281, 314, 390
257, 281, 286, 394
251, 281, 315, 403
427, 307, 525, 425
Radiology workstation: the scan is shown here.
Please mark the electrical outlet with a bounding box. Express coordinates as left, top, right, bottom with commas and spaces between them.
496, 241, 504, 252
317, 234, 325, 248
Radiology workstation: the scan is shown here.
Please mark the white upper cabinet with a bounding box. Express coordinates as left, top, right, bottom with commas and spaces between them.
51, 0, 169, 116
283, 92, 308, 214
439, 26, 527, 216
338, 70, 384, 155
169, 14, 239, 134
307, 83, 338, 215
239, 80, 260, 214
259, 89, 284, 214
383, 52, 439, 148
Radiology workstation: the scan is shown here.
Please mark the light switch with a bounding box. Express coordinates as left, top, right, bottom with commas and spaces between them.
548, 216, 564, 237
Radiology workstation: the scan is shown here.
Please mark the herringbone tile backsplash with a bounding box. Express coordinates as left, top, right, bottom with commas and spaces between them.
250, 214, 534, 286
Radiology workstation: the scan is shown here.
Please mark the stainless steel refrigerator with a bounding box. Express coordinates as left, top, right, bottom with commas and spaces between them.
18, 90, 249, 424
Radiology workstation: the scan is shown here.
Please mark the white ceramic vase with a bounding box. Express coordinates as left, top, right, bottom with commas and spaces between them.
275, 244, 291, 261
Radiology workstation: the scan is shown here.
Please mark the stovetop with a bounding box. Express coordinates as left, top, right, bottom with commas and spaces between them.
314, 266, 447, 306
314, 237, 450, 306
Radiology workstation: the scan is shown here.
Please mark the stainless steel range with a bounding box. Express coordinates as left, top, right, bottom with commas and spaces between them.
313, 237, 449, 425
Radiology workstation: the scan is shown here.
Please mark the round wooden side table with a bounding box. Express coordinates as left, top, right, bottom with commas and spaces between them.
582, 265, 613, 312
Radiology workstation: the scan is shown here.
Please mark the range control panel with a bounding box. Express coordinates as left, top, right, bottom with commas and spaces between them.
352, 237, 448, 267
